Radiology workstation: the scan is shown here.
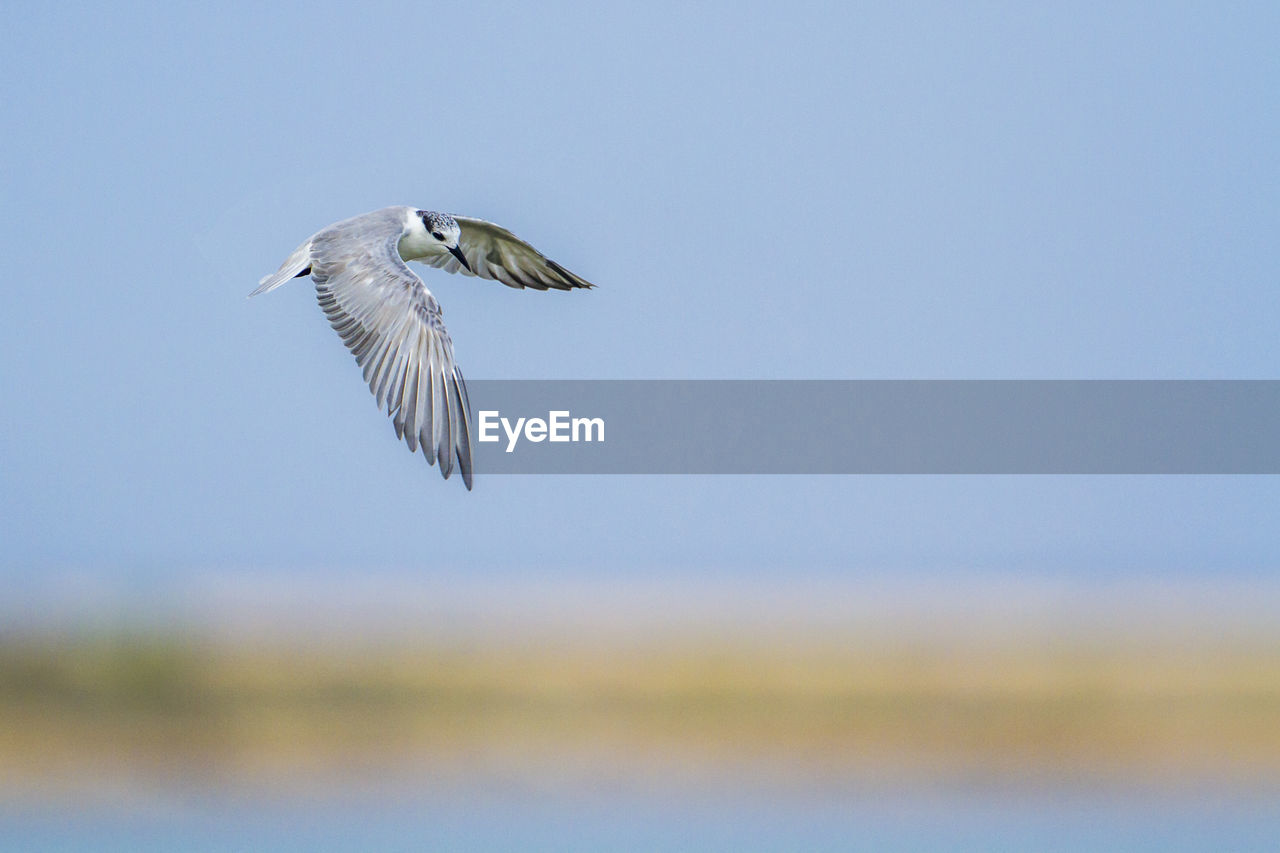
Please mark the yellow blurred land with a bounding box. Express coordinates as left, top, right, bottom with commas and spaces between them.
2, 630, 1278, 794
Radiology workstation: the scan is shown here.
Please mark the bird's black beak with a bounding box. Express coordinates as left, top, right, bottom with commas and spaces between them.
449, 245, 472, 272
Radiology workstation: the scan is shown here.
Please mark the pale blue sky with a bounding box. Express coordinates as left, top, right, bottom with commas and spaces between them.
1, 2, 1278, 581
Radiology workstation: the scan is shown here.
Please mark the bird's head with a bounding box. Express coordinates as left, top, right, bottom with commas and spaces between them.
416, 210, 471, 271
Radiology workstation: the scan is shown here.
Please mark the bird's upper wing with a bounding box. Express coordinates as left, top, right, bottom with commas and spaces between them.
310, 218, 473, 489
417, 216, 595, 291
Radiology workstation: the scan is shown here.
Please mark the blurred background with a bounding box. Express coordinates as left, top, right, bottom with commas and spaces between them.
2, 1, 1279, 850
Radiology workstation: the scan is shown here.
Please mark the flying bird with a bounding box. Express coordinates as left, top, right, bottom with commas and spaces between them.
251, 206, 595, 490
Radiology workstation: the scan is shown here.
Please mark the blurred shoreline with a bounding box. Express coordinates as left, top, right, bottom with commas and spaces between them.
7, 570, 1280, 643
3, 572, 1279, 801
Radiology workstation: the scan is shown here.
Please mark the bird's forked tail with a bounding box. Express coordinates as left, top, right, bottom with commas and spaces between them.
249, 240, 313, 297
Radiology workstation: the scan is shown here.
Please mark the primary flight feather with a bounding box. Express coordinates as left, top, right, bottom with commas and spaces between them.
251, 206, 595, 490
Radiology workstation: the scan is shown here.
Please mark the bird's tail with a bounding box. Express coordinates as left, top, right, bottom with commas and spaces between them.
249, 240, 313, 297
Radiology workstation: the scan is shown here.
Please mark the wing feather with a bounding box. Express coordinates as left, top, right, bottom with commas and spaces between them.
310, 213, 474, 489
400, 350, 420, 451
416, 216, 596, 291
450, 369, 473, 487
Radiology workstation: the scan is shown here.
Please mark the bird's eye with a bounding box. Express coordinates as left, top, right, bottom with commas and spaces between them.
432, 231, 444, 240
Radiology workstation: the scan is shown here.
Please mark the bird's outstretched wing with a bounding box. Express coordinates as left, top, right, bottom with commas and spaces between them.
417, 216, 595, 291
310, 222, 473, 489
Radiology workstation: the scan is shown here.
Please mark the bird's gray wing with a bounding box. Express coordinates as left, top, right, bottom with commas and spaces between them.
310, 223, 473, 489
417, 216, 595, 291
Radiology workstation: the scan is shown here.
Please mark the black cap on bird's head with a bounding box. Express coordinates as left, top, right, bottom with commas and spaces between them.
417, 210, 471, 271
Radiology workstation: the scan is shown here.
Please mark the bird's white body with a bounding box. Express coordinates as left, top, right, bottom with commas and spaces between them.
253, 206, 594, 490
395, 208, 444, 262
